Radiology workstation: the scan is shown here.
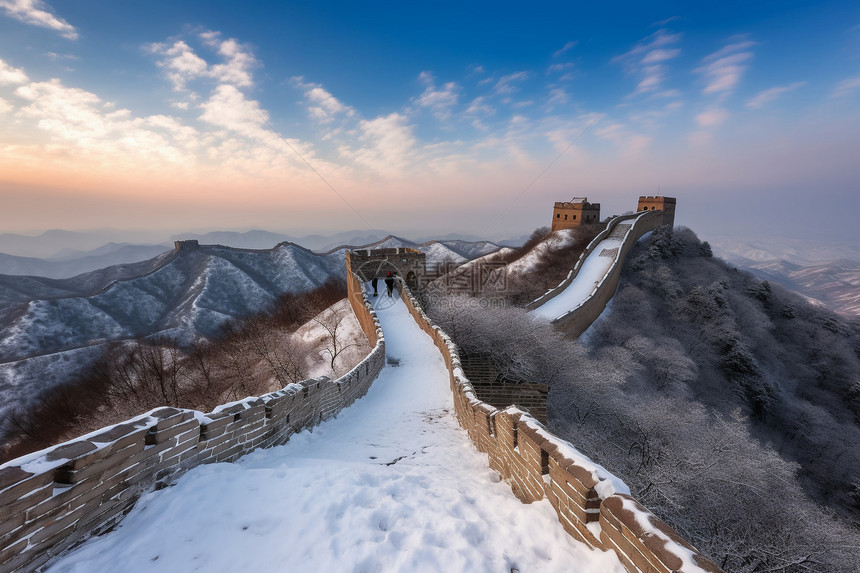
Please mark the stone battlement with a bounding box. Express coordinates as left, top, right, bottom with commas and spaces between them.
0, 275, 385, 573
396, 281, 722, 573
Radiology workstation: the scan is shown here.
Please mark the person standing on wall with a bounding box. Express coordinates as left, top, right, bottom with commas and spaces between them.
385, 272, 395, 297
371, 276, 379, 297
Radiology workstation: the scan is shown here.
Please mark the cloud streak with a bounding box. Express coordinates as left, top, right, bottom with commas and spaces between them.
746, 82, 805, 108
613, 29, 682, 96
0, 0, 77, 39
696, 39, 755, 95
294, 78, 355, 124
832, 76, 860, 98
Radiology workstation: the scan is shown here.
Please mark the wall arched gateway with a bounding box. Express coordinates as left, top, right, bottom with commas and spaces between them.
346, 248, 427, 292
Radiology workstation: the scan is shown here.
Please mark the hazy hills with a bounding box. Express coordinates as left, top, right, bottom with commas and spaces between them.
712, 238, 860, 318
0, 234, 501, 425
0, 229, 503, 278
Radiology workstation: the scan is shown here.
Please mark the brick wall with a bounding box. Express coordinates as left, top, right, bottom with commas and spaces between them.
0, 274, 385, 573
528, 210, 664, 337
396, 284, 723, 573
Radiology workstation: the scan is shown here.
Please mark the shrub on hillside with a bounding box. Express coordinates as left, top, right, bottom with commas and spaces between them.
0, 278, 352, 463
429, 226, 860, 571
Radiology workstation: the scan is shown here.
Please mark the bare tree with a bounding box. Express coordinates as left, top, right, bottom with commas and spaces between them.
313, 306, 360, 374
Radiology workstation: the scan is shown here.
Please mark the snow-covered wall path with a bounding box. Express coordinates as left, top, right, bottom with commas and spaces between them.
530, 232, 628, 321
47, 293, 624, 573
528, 212, 663, 336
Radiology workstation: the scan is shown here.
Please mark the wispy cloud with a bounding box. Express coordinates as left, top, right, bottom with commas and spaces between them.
0, 58, 28, 85
465, 96, 494, 117
746, 81, 805, 108
553, 41, 577, 58
546, 88, 569, 110
340, 112, 416, 174
546, 62, 574, 76
695, 38, 755, 95
149, 40, 208, 91
613, 29, 682, 96
653, 16, 681, 27
149, 32, 258, 92
628, 100, 683, 128
199, 84, 271, 140
0, 0, 77, 39
294, 77, 355, 124
13, 78, 195, 165
832, 76, 860, 98
414, 72, 459, 120
695, 106, 730, 127
494, 72, 529, 95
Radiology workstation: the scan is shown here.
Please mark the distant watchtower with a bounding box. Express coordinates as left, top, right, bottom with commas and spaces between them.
551, 198, 601, 231
637, 196, 676, 228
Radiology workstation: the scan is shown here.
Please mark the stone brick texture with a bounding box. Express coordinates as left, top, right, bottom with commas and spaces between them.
0, 273, 385, 573
397, 279, 723, 573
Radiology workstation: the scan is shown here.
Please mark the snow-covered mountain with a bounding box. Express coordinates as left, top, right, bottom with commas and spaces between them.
0, 242, 344, 423
709, 234, 860, 266
0, 235, 500, 426
0, 243, 347, 362
696, 235, 860, 318
323, 234, 501, 267
735, 258, 860, 318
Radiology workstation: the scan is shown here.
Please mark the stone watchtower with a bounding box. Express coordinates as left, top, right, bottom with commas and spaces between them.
551, 198, 601, 231
637, 195, 676, 228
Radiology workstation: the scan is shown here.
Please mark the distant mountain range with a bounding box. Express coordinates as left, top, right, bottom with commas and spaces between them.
0, 244, 172, 279
701, 235, 860, 319
0, 229, 512, 279
728, 257, 860, 318
0, 235, 502, 424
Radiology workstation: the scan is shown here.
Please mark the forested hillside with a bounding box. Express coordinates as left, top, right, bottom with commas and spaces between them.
429, 226, 860, 572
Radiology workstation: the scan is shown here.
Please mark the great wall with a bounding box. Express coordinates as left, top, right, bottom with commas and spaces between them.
0, 196, 723, 572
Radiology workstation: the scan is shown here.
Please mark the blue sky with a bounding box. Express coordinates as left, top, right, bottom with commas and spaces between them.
0, 0, 858, 243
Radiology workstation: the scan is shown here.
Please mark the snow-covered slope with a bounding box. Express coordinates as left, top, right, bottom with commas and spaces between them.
738, 258, 860, 318
0, 236, 507, 425
436, 239, 502, 260
417, 242, 467, 266
46, 295, 624, 573
507, 229, 577, 276
0, 250, 178, 307
0, 243, 346, 424
0, 244, 345, 363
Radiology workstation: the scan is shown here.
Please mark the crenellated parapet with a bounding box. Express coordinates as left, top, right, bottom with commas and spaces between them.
528, 210, 664, 336
0, 274, 385, 573
395, 268, 722, 572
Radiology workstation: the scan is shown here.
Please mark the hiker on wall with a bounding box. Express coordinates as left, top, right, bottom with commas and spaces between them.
371, 276, 378, 297
385, 272, 396, 297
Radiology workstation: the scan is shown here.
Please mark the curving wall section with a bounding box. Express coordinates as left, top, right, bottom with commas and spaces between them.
0, 275, 385, 573
551, 210, 662, 336
527, 210, 664, 337
397, 279, 723, 572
